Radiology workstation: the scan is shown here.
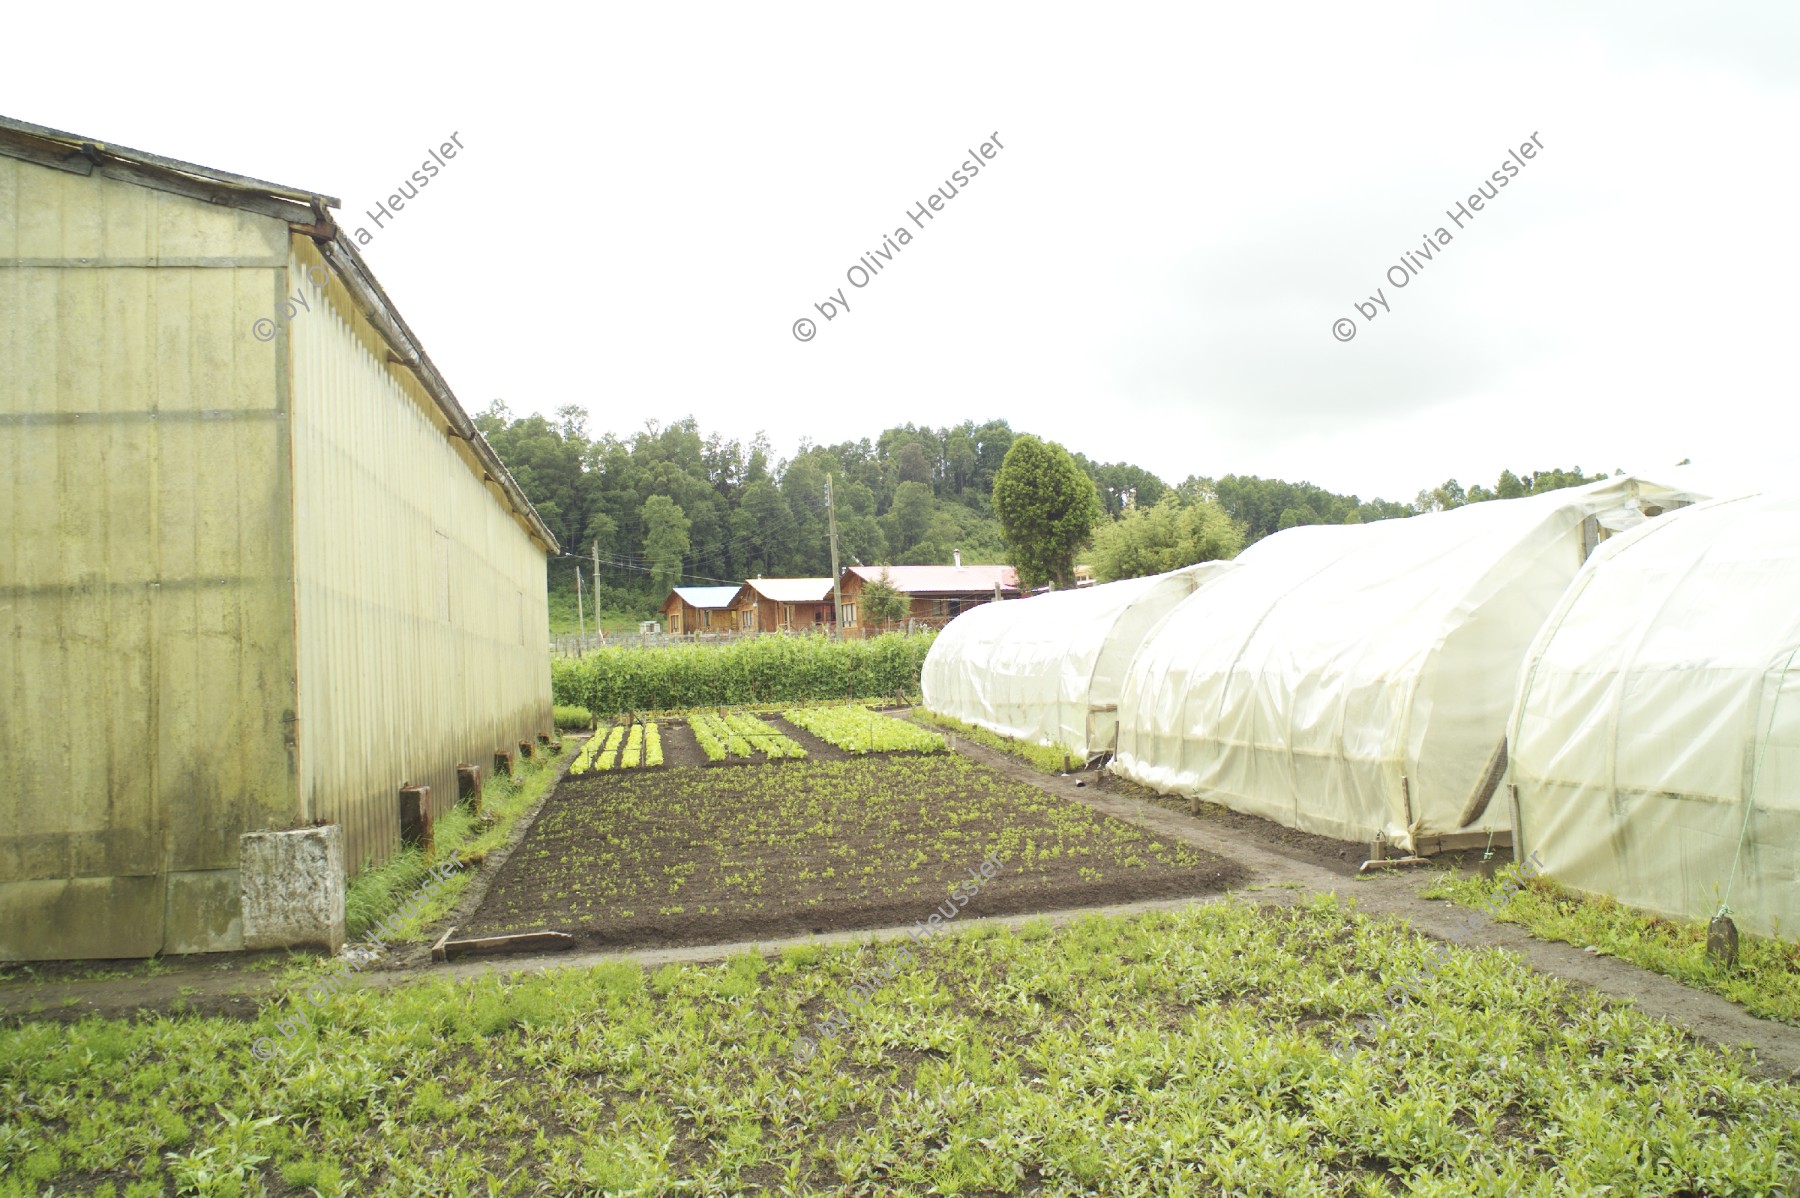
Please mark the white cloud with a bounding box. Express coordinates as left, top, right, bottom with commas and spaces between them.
4, 0, 1794, 498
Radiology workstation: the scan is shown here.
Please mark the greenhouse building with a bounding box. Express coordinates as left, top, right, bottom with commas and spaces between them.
1111, 475, 1708, 854
1507, 489, 1799, 938
922, 564, 1233, 761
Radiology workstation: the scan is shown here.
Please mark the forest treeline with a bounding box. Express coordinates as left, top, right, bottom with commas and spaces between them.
474, 402, 1608, 614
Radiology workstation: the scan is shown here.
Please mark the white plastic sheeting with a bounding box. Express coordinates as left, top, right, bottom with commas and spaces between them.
1508, 490, 1800, 938
922, 564, 1232, 759
1113, 475, 1710, 852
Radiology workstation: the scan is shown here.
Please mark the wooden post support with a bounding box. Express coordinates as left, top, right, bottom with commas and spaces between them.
456, 764, 482, 815
518, 740, 534, 761
430, 924, 458, 963
493, 750, 513, 780
399, 785, 434, 853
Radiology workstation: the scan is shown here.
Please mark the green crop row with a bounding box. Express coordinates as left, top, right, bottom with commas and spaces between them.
551, 632, 935, 717
586, 725, 627, 773
569, 727, 609, 775
573, 721, 663, 774
691, 714, 727, 762
687, 711, 807, 761
784, 705, 946, 754
724, 712, 807, 759
912, 707, 1073, 773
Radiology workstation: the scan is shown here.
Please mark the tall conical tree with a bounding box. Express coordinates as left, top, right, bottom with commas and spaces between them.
992, 434, 1102, 589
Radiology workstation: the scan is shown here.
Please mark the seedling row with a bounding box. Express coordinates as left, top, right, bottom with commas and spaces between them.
571, 706, 952, 772
783, 704, 945, 754
570, 718, 663, 774
690, 710, 808, 761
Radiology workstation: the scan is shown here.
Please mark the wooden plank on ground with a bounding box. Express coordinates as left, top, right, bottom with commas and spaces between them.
438, 931, 574, 961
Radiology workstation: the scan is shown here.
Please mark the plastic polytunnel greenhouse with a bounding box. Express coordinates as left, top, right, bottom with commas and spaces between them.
1508, 489, 1800, 938
1112, 474, 1711, 854
921, 563, 1234, 761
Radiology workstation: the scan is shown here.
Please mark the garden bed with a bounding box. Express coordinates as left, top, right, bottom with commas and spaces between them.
460, 753, 1245, 950
10, 899, 1799, 1196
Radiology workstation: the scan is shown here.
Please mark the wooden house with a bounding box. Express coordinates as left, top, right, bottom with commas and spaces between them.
838, 562, 1020, 633
730, 578, 837, 633
660, 586, 741, 634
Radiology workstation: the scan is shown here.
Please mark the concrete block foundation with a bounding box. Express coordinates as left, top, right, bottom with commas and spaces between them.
239, 825, 345, 952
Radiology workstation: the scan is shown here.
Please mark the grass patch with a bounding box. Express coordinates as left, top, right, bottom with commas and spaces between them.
1424, 866, 1800, 1026
546, 588, 649, 636
341, 748, 563, 945
913, 707, 1074, 773
552, 703, 593, 730
4, 897, 1797, 1194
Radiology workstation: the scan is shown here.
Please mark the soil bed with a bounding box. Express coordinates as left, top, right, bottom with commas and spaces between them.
654, 718, 709, 768
766, 714, 851, 761
461, 754, 1246, 950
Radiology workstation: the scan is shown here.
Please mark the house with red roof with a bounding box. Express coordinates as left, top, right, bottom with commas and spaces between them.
729, 578, 838, 633
838, 556, 1020, 634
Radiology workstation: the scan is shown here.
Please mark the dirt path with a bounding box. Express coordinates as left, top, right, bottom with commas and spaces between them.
6, 729, 1799, 1083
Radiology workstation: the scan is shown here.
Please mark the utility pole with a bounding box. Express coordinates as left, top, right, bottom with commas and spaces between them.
592, 540, 603, 641
826, 473, 844, 639
575, 565, 586, 656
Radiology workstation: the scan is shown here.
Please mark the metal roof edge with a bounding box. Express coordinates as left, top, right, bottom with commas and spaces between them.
0, 114, 559, 555
0, 113, 341, 210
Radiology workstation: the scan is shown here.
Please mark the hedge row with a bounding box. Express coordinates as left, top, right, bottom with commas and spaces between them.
551, 632, 937, 716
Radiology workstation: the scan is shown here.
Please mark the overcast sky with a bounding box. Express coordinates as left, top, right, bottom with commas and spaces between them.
7, 2, 1796, 502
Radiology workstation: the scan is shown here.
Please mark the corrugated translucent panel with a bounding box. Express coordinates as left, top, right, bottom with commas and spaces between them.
0, 157, 296, 958
1510, 491, 1800, 937
288, 249, 551, 872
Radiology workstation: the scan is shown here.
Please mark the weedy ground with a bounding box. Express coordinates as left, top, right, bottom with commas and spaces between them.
551, 703, 593, 730
341, 750, 563, 944
458, 754, 1240, 949
4, 897, 1797, 1196
912, 708, 1076, 774
1427, 869, 1800, 1027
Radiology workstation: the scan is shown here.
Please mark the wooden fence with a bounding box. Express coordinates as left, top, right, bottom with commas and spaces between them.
550, 617, 950, 657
